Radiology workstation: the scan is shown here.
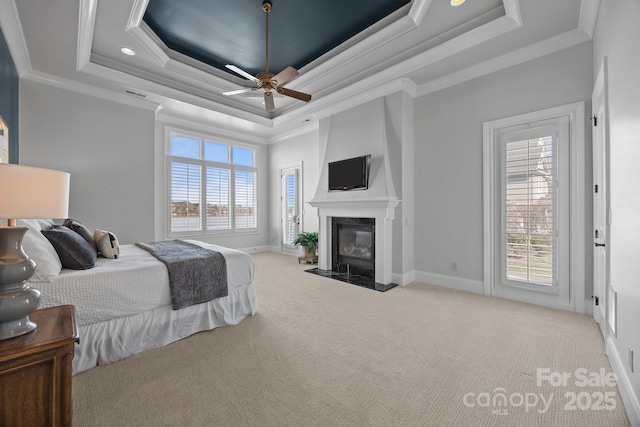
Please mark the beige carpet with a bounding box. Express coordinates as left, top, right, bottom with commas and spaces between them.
73, 252, 630, 426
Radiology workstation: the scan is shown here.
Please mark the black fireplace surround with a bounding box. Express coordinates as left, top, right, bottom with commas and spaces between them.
332, 217, 375, 278
305, 216, 396, 292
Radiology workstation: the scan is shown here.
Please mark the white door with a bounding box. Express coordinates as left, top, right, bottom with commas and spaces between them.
484, 103, 585, 312
592, 60, 610, 338
281, 165, 301, 251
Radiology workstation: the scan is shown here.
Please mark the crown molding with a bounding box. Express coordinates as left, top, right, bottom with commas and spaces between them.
578, 0, 601, 38
503, 0, 523, 26
156, 114, 268, 146
84, 55, 273, 123
414, 27, 592, 98
77, 0, 96, 71
265, 121, 319, 145
126, 0, 149, 30
408, 0, 434, 26
0, 0, 31, 76
22, 69, 159, 111
127, 23, 169, 68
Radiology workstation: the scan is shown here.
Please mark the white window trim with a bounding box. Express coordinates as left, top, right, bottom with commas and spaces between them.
164, 126, 260, 239
483, 102, 585, 313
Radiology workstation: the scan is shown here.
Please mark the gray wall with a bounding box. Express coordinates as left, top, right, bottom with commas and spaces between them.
593, 0, 640, 415
413, 42, 594, 285
19, 80, 156, 244
268, 129, 320, 248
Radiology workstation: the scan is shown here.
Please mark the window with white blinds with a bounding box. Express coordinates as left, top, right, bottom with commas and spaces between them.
503, 133, 556, 287
168, 131, 257, 236
170, 161, 202, 233
234, 169, 257, 229
206, 166, 230, 230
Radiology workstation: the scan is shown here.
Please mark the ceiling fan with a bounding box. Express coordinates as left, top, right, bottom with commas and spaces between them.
223, 0, 312, 112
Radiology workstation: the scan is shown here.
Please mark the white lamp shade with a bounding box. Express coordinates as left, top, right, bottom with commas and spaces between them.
0, 164, 70, 219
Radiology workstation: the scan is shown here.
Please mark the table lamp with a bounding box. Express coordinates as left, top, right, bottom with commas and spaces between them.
0, 164, 70, 340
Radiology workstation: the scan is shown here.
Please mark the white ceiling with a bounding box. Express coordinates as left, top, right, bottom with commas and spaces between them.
0, 0, 597, 142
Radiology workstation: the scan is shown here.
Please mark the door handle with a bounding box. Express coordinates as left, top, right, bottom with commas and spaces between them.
594, 243, 606, 247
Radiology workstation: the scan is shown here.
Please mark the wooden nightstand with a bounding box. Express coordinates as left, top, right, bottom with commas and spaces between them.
0, 305, 79, 427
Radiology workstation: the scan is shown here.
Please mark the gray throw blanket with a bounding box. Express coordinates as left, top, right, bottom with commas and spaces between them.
136, 240, 228, 310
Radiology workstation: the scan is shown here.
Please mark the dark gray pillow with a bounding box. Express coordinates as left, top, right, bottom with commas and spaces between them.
62, 218, 96, 251
41, 226, 97, 270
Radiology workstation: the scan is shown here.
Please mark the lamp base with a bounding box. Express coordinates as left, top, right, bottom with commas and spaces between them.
0, 314, 38, 340
0, 226, 40, 340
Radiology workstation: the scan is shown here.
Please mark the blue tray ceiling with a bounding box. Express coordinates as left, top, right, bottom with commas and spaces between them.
144, 0, 411, 77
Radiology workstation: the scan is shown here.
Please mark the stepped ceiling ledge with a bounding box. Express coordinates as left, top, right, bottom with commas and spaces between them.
0, 0, 598, 141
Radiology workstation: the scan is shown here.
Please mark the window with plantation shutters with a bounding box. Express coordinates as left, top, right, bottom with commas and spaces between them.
234, 169, 257, 229
170, 161, 202, 233
167, 130, 258, 236
206, 166, 230, 230
497, 117, 569, 297
503, 135, 555, 286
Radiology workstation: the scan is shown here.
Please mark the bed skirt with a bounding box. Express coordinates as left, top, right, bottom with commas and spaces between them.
73, 280, 256, 374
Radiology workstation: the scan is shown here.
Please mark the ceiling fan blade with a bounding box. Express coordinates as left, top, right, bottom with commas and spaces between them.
225, 64, 259, 84
277, 87, 312, 102
222, 88, 256, 96
264, 91, 275, 112
271, 66, 299, 86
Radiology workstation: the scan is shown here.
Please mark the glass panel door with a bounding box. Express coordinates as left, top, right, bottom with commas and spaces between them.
281, 167, 299, 247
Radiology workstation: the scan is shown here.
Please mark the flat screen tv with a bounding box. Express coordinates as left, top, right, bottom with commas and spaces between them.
328, 155, 371, 191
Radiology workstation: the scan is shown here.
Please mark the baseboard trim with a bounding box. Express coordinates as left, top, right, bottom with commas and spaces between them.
392, 270, 415, 286
606, 336, 640, 427
413, 271, 484, 294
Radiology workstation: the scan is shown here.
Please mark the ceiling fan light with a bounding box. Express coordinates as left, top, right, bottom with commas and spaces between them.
450, 0, 466, 6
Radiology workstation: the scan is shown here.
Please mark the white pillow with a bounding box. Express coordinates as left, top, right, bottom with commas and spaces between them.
94, 229, 120, 259
16, 219, 62, 283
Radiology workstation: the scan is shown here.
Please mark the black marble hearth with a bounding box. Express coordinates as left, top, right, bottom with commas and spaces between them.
304, 268, 397, 292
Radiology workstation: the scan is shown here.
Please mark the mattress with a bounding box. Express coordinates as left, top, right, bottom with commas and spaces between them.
37, 240, 254, 327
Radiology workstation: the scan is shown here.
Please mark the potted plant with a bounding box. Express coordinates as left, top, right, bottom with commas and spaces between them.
293, 231, 318, 263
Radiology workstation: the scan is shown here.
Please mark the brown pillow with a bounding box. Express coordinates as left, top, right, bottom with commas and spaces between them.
62, 218, 96, 251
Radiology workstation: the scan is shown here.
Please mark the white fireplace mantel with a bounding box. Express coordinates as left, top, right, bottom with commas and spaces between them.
309, 196, 400, 285
309, 197, 400, 212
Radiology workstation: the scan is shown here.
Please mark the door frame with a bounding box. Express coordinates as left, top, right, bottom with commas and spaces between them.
483, 102, 586, 312
592, 58, 611, 336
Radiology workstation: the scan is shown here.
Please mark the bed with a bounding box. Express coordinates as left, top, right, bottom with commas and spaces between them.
16, 219, 257, 374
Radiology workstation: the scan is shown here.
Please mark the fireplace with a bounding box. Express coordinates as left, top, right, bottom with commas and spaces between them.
332, 217, 375, 278
309, 193, 400, 290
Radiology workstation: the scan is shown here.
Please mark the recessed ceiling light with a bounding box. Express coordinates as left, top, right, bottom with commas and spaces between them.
120, 47, 136, 56
450, 0, 466, 5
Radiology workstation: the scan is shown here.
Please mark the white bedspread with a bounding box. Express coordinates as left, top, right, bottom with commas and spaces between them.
36, 240, 254, 327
